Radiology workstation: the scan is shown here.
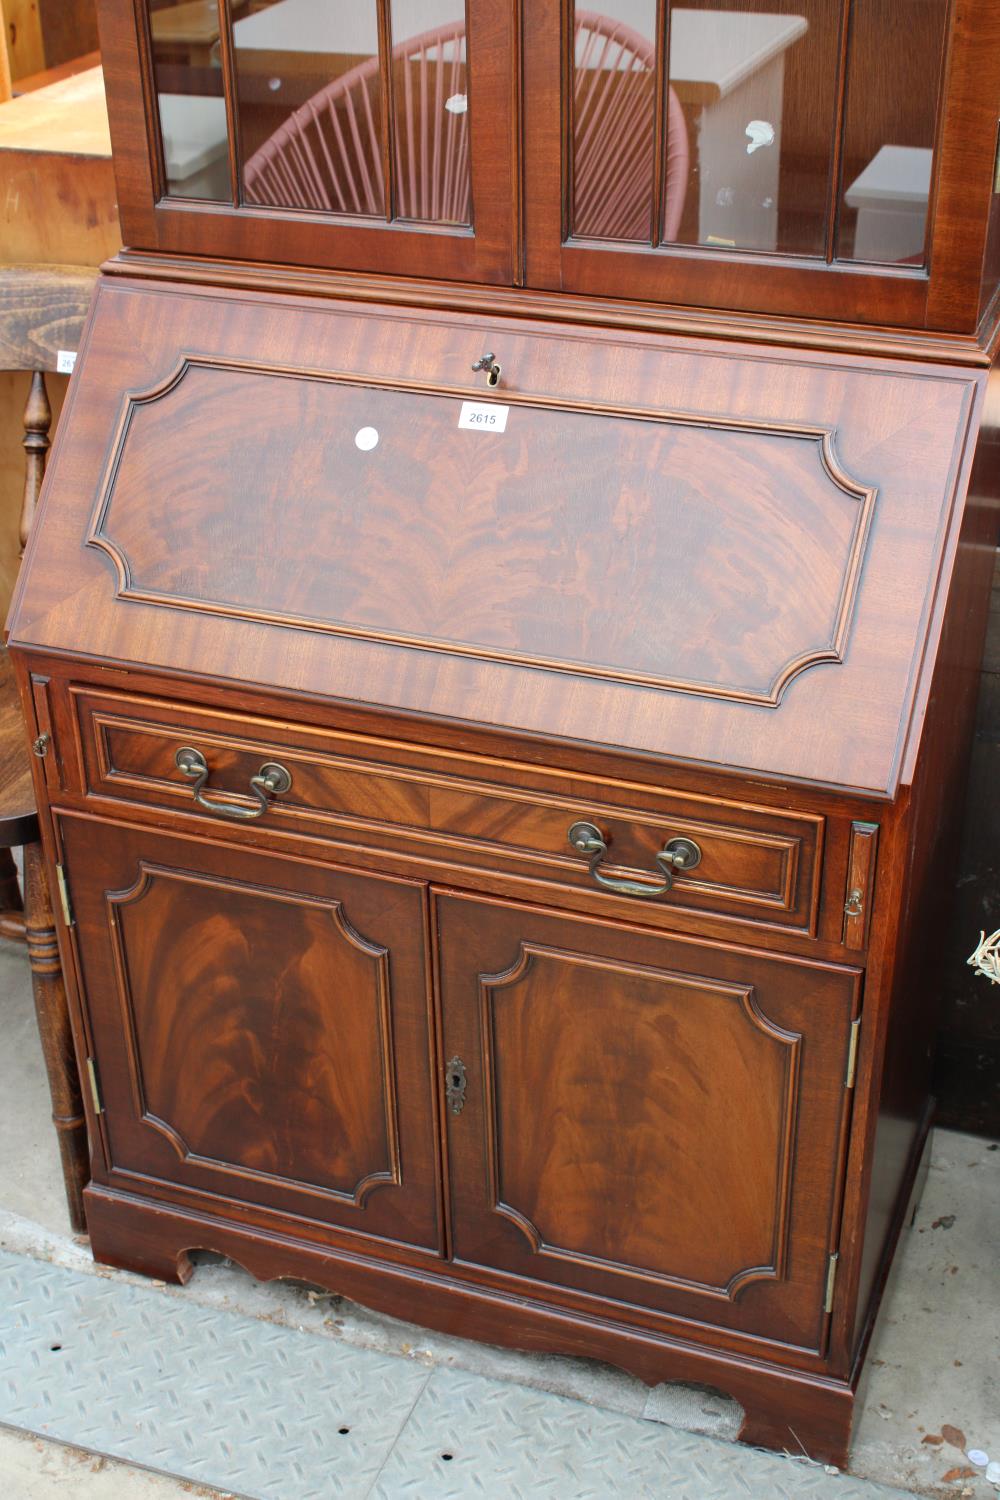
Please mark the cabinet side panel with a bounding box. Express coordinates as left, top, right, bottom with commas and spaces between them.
932, 551, 1000, 1135
852, 373, 1000, 1350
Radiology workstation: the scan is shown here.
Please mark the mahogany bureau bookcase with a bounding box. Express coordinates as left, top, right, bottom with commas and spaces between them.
7, 0, 1000, 1466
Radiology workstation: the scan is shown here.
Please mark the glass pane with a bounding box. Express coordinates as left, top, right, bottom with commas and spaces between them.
234, 0, 386, 216
837, 0, 949, 265
148, 0, 233, 200
572, 1, 657, 243
663, 2, 835, 255
390, 0, 471, 225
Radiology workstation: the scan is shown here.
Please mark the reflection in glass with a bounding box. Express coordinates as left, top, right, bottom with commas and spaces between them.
571, 3, 844, 256
572, 3, 658, 242
148, 0, 234, 200
662, 3, 826, 255
837, 0, 948, 265
237, 0, 386, 215
390, 0, 470, 225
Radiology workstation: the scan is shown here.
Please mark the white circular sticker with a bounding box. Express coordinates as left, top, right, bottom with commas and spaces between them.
354, 427, 379, 452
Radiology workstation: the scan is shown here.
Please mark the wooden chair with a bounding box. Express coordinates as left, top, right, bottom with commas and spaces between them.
244, 13, 688, 238
0, 638, 88, 1234
0, 268, 95, 1235
0, 368, 51, 942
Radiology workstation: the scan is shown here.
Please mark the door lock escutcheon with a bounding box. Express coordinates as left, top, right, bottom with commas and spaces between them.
445, 1056, 467, 1115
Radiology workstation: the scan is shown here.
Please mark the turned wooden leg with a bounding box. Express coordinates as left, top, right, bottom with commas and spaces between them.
0, 847, 25, 940
21, 371, 52, 555
23, 842, 89, 1233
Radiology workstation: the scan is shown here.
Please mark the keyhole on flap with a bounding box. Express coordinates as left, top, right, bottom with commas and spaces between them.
471, 352, 502, 387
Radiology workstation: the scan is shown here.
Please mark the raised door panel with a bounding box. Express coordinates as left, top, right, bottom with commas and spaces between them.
438, 893, 859, 1352
90, 363, 874, 709
60, 815, 440, 1250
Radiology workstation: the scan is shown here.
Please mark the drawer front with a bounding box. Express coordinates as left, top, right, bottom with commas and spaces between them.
72, 687, 824, 936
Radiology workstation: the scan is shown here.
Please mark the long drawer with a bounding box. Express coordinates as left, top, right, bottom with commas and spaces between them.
70, 686, 824, 936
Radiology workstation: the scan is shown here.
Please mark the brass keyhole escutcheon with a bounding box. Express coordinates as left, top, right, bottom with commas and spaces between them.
445, 1056, 467, 1115
844, 888, 864, 917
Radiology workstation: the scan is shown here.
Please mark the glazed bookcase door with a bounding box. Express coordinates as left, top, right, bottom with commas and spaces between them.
438, 892, 859, 1354
99, 0, 516, 282
60, 815, 442, 1251
522, 0, 1000, 331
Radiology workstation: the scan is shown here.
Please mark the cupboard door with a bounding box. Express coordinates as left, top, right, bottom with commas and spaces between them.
100, 0, 516, 283
438, 893, 859, 1352
522, 0, 959, 327
61, 815, 440, 1251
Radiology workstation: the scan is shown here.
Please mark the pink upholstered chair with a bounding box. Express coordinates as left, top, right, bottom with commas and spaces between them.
243, 14, 688, 241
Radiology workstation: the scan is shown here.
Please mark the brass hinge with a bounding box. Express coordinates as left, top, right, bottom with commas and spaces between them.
55, 864, 73, 927
824, 1251, 839, 1314
86, 1057, 103, 1115
845, 1017, 861, 1089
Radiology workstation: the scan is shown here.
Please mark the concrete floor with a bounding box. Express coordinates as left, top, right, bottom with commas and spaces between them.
0, 1426, 231, 1499
1, 936, 997, 1499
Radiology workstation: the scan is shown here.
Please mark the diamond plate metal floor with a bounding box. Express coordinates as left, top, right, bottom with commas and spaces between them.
0, 1248, 916, 1500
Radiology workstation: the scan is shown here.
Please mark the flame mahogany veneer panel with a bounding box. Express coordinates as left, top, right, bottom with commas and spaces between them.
10, 277, 981, 796
59, 815, 441, 1251
438, 892, 860, 1353
91, 362, 874, 708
